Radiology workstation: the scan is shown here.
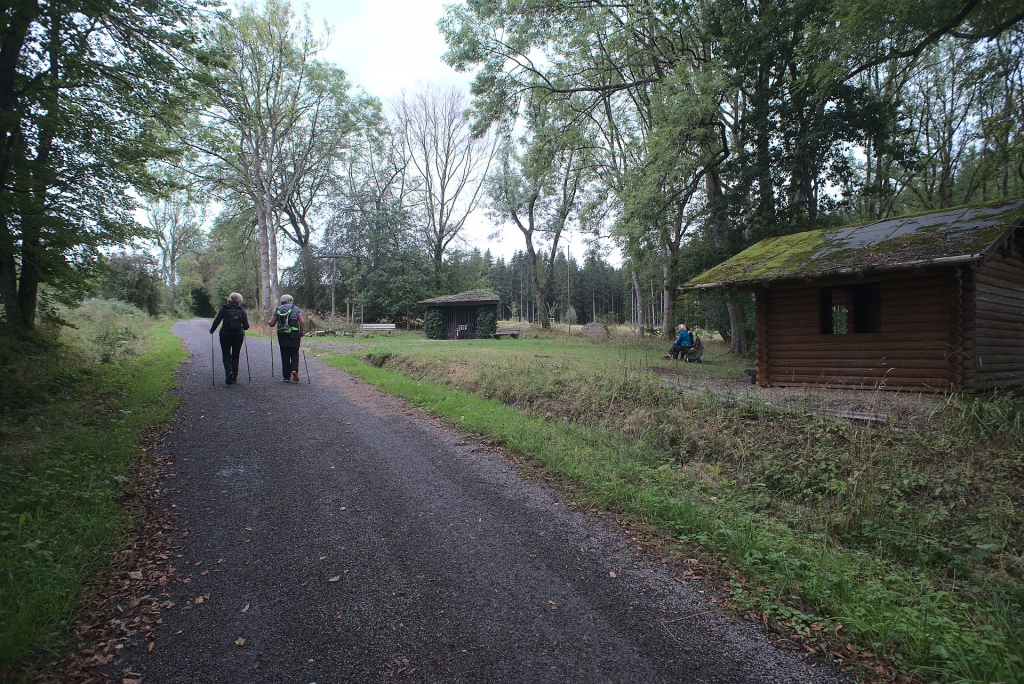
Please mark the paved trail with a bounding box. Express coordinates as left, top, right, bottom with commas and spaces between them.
108, 319, 848, 683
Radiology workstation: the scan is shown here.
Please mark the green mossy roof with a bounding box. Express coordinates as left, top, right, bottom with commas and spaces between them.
686, 198, 1024, 289
417, 290, 500, 307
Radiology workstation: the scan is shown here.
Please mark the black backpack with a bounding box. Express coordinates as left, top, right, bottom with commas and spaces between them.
275, 305, 300, 335
223, 306, 245, 333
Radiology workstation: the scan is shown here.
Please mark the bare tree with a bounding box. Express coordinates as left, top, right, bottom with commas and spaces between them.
394, 85, 497, 291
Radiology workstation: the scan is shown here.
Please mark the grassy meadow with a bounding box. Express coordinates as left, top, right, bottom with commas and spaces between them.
315, 324, 1024, 684
0, 301, 185, 676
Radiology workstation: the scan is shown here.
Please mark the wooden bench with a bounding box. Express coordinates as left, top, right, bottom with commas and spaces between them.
362, 323, 396, 334
493, 327, 520, 339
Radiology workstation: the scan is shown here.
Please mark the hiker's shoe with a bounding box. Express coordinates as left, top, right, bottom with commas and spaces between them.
283, 377, 291, 383
291, 371, 300, 382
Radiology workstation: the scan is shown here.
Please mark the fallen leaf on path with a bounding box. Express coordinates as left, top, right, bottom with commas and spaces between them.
235, 637, 246, 647
328, 576, 341, 583
241, 602, 250, 613
609, 572, 616, 578
147, 641, 154, 652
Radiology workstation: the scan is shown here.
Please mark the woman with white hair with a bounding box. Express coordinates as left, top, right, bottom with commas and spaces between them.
666, 323, 694, 361
209, 292, 250, 384
268, 294, 305, 382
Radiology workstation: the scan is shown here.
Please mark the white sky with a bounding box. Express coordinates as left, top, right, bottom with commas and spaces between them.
298, 0, 607, 264
299, 0, 525, 262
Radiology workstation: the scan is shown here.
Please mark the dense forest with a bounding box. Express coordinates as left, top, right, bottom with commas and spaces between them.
1, 0, 1022, 350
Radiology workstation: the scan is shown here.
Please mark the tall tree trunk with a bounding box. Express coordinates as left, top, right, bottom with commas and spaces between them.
257, 206, 271, 315
707, 168, 747, 353
0, 248, 22, 327
661, 247, 672, 339
525, 243, 548, 329
631, 269, 644, 338
168, 244, 177, 307
269, 218, 279, 305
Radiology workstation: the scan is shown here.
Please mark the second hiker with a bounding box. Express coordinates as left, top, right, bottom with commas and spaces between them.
269, 294, 305, 383
210, 292, 250, 385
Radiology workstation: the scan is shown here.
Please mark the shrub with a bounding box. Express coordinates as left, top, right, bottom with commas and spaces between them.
476, 304, 498, 339
424, 307, 446, 339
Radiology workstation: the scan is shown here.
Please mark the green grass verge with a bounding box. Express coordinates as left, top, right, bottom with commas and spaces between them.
326, 349, 1023, 684
0, 308, 185, 674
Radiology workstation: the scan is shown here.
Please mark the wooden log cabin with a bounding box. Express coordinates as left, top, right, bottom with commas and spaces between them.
684, 199, 1024, 392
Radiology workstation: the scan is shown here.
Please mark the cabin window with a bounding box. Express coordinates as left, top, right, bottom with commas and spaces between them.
820, 283, 881, 335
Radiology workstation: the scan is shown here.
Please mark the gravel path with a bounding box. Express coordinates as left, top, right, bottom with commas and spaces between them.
106, 319, 851, 683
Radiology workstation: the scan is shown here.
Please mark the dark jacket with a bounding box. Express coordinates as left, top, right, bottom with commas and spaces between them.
210, 303, 250, 335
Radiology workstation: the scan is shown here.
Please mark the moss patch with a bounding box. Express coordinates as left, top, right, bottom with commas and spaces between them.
687, 198, 1024, 288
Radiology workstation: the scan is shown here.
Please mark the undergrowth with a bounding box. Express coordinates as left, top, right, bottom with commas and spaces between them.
326, 347, 1024, 684
0, 300, 185, 675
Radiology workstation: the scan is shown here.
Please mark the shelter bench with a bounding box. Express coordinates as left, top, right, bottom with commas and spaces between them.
362, 323, 396, 334
493, 327, 521, 339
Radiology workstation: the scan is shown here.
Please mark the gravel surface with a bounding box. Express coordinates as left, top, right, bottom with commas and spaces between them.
105, 319, 852, 683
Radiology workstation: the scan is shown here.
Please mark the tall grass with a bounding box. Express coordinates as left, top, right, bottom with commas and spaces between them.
0, 300, 186, 674
325, 339, 1024, 683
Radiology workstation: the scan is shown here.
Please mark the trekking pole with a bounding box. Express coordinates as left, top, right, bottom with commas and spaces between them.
302, 348, 311, 384
210, 333, 215, 386
244, 336, 252, 383
270, 326, 274, 378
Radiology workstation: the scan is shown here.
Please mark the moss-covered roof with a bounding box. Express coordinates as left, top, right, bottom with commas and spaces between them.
685, 198, 1024, 289
417, 290, 500, 307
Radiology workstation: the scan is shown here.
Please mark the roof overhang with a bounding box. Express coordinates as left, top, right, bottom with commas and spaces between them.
682, 199, 1024, 292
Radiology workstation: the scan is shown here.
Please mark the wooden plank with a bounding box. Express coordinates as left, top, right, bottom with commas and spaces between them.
974, 326, 1024, 337
769, 350, 946, 361
975, 354, 1024, 364
973, 309, 1024, 325
975, 285, 1024, 302
768, 358, 949, 369
978, 258, 1024, 279
768, 365, 948, 377
766, 335, 950, 347
974, 272, 1024, 292
766, 377, 951, 389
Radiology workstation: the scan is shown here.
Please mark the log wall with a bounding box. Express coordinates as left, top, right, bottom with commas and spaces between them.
969, 240, 1024, 390
755, 269, 958, 390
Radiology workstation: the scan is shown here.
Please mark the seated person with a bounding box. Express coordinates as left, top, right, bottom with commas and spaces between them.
667, 324, 693, 360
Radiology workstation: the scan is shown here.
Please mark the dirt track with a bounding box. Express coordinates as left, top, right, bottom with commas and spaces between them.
102, 319, 850, 683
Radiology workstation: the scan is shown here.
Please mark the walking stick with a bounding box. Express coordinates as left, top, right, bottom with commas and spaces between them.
270, 325, 274, 378
243, 336, 252, 383
302, 348, 311, 384
210, 333, 215, 386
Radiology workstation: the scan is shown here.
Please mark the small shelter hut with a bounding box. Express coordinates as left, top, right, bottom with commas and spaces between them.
418, 290, 500, 340
684, 199, 1024, 392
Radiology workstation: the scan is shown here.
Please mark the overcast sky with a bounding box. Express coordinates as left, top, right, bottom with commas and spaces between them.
302, 0, 470, 101
295, 0, 519, 260
200, 1, 603, 264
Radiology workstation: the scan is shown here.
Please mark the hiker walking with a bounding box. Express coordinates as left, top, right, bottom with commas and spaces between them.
269, 294, 305, 383
210, 292, 250, 385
